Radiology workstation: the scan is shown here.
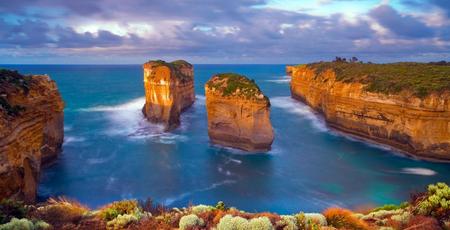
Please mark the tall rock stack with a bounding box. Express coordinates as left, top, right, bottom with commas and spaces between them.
0, 70, 64, 203
205, 73, 274, 152
142, 60, 195, 131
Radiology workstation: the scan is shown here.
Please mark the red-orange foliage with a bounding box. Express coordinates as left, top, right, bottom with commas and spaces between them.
404, 215, 442, 230
323, 207, 370, 230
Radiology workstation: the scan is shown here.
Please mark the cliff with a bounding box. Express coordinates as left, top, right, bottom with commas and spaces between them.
286, 65, 295, 76
142, 60, 195, 131
290, 62, 450, 160
205, 73, 274, 152
0, 69, 64, 203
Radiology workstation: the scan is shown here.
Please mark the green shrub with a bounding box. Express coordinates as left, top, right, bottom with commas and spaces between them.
217, 214, 249, 230
390, 211, 411, 224
371, 202, 408, 212
0, 199, 27, 224
304, 213, 327, 226
0, 218, 49, 230
179, 214, 204, 230
191, 205, 215, 215
106, 214, 138, 230
415, 182, 450, 219
206, 73, 267, 101
248, 216, 274, 230
216, 201, 227, 211
99, 200, 140, 221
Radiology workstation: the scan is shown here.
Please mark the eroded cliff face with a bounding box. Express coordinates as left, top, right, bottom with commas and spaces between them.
290, 65, 450, 160
142, 60, 195, 131
0, 70, 64, 202
205, 73, 274, 152
286, 65, 295, 77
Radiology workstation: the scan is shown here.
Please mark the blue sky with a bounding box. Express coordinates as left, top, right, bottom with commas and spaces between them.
0, 0, 449, 64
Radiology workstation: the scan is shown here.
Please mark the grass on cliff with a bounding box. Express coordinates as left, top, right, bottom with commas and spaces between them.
145, 60, 193, 82
206, 73, 268, 101
307, 61, 450, 98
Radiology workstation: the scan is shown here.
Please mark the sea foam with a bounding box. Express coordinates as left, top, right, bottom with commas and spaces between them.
270, 96, 327, 132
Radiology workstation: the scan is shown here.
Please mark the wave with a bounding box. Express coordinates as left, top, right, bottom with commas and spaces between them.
401, 167, 437, 176
64, 136, 86, 145
265, 79, 290, 84
78, 97, 188, 143
270, 96, 328, 132
163, 180, 236, 206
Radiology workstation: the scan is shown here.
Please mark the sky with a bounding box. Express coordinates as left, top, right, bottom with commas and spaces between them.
0, 0, 449, 64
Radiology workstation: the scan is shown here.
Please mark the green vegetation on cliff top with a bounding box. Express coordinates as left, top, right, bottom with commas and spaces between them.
306, 61, 450, 98
145, 60, 193, 82
206, 73, 268, 102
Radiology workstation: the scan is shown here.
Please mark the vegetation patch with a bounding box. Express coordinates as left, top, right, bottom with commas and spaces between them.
0, 69, 31, 116
145, 60, 193, 82
206, 73, 268, 102
306, 60, 450, 98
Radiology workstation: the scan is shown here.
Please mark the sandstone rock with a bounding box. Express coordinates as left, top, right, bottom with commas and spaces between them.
142, 60, 195, 131
0, 70, 64, 202
286, 65, 295, 77
205, 73, 274, 152
290, 64, 450, 160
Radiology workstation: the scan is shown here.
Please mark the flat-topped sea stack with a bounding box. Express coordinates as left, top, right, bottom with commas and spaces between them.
290, 61, 450, 160
142, 60, 195, 131
0, 70, 64, 202
205, 73, 274, 152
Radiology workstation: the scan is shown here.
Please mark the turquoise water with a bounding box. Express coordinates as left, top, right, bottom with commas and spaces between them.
3, 64, 450, 214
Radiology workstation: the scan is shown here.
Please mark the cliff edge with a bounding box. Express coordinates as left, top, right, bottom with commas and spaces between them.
205, 73, 274, 152
142, 60, 195, 131
0, 69, 64, 202
290, 62, 450, 160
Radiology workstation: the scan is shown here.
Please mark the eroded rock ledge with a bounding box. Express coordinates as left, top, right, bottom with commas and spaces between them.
0, 69, 64, 202
290, 62, 450, 160
142, 60, 195, 131
205, 73, 274, 152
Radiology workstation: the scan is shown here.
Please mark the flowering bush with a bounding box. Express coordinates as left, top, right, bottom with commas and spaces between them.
179, 214, 204, 230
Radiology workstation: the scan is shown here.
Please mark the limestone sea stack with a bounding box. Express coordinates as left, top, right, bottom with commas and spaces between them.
0, 70, 64, 202
290, 62, 450, 161
205, 73, 274, 152
142, 60, 195, 131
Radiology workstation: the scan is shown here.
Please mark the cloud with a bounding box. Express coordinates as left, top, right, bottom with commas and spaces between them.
0, 0, 448, 63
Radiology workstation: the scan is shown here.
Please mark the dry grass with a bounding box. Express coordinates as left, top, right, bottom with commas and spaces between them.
323, 207, 371, 230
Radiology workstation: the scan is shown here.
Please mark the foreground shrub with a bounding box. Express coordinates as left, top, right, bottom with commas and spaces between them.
0, 199, 27, 224
275, 215, 298, 230
371, 202, 408, 213
217, 214, 249, 230
99, 200, 140, 221
191, 205, 215, 215
0, 218, 49, 230
36, 197, 88, 226
248, 216, 274, 230
323, 207, 369, 230
106, 214, 138, 230
414, 182, 450, 221
304, 213, 327, 227
179, 214, 204, 230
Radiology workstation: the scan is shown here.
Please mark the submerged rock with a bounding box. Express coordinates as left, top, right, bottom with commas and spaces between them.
289, 62, 450, 160
0, 69, 64, 203
142, 60, 195, 131
205, 73, 274, 152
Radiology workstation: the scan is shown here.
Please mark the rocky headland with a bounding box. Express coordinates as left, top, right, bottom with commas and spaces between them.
0, 70, 64, 203
205, 73, 274, 152
290, 61, 450, 160
142, 60, 195, 131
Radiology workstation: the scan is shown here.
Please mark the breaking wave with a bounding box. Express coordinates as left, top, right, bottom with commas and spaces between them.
401, 167, 437, 176
78, 97, 188, 143
270, 96, 327, 132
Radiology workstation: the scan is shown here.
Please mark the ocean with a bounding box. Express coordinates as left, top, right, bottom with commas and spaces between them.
3, 64, 450, 214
